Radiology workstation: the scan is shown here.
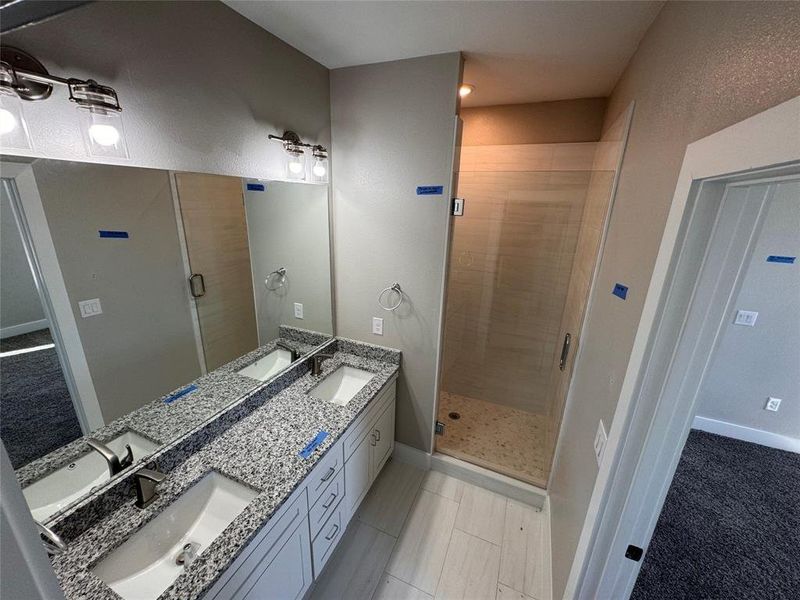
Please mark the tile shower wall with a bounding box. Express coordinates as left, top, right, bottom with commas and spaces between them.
441, 143, 597, 415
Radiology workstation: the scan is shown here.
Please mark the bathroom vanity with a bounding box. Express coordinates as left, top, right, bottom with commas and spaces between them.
47, 338, 400, 600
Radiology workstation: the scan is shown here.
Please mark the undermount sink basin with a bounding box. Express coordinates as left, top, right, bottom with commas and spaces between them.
237, 348, 293, 382
309, 365, 373, 406
92, 471, 257, 600
23, 430, 159, 522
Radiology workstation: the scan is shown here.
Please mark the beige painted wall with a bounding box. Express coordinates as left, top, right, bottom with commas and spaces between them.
1, 1, 329, 181
244, 181, 333, 342
1, 188, 45, 332
548, 2, 800, 597
331, 53, 461, 452
461, 98, 606, 146
32, 161, 201, 423
697, 179, 800, 439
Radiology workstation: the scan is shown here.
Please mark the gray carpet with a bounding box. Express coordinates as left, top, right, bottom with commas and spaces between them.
631, 430, 800, 600
0, 329, 83, 469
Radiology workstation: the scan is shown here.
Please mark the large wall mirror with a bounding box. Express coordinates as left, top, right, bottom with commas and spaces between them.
0, 157, 333, 523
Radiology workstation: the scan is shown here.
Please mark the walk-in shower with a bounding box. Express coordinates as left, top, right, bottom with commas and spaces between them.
436, 108, 632, 487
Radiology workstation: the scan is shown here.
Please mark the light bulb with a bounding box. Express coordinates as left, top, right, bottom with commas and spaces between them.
89, 123, 121, 147
312, 160, 326, 177
0, 108, 17, 134
288, 159, 303, 174
459, 84, 475, 98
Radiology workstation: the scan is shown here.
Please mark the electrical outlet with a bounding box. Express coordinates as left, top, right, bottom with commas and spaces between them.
734, 310, 758, 326
372, 317, 383, 336
594, 420, 607, 467
78, 298, 102, 318
293, 302, 304, 319
765, 397, 782, 412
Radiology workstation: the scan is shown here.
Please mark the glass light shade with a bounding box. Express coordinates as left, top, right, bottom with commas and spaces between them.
0, 88, 32, 151
312, 155, 328, 183
285, 146, 305, 180
78, 108, 129, 159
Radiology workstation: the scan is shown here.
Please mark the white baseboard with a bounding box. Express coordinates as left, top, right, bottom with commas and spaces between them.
693, 416, 800, 454
0, 318, 48, 339
392, 442, 432, 470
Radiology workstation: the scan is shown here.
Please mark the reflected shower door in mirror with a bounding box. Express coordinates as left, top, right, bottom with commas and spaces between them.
0, 158, 333, 522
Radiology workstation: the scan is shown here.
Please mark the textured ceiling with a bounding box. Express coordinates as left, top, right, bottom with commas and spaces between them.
224, 0, 664, 106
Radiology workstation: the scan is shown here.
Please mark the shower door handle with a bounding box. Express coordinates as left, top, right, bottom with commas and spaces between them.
559, 333, 571, 371
189, 273, 206, 298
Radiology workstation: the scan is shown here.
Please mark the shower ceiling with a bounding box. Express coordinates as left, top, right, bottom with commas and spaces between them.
224, 0, 664, 107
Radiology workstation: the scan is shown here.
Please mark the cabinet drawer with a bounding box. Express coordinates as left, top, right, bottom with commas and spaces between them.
312, 503, 344, 576
343, 380, 396, 460
308, 468, 344, 538
307, 440, 344, 507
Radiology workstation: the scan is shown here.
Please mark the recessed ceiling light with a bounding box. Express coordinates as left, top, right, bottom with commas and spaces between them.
459, 84, 475, 98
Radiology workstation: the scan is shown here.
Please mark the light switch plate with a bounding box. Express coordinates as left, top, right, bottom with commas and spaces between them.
78, 298, 102, 318
765, 397, 782, 412
734, 310, 758, 326
594, 419, 607, 467
294, 302, 304, 319
372, 317, 384, 336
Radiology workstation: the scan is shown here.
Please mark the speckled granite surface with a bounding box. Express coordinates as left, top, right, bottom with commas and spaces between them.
16, 334, 320, 512
51, 341, 399, 600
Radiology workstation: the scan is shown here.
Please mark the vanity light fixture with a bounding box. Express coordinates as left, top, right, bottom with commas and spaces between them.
459, 84, 475, 98
311, 145, 328, 182
268, 130, 328, 182
0, 46, 128, 157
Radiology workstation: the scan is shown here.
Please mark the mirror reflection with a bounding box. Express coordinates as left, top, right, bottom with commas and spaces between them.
0, 158, 333, 521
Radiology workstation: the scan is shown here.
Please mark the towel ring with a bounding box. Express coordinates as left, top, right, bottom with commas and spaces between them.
265, 267, 287, 290
378, 282, 403, 311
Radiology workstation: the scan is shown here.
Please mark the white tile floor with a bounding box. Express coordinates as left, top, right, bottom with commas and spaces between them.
310, 459, 552, 600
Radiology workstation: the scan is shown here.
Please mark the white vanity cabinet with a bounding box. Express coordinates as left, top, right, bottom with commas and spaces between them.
204, 378, 396, 600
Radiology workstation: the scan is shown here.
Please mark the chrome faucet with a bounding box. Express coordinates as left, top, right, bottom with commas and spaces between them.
276, 340, 299, 362
87, 438, 133, 477
36, 521, 67, 556
133, 468, 166, 509
310, 353, 334, 376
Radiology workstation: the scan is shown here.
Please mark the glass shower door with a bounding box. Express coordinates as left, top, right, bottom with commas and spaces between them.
436, 108, 631, 487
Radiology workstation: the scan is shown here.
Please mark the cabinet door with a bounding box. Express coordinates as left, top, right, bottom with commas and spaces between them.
370, 401, 395, 478
344, 431, 371, 523
239, 520, 312, 600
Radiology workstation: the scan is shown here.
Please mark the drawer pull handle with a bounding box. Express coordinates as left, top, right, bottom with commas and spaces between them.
374, 429, 381, 442
321, 466, 335, 482
370, 433, 377, 447
322, 492, 337, 509
325, 524, 339, 541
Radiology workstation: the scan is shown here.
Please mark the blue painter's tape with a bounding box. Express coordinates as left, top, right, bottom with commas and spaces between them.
299, 431, 329, 459
416, 185, 444, 195
163, 384, 197, 404
99, 230, 129, 239
612, 283, 629, 300
766, 255, 795, 264
246, 183, 265, 192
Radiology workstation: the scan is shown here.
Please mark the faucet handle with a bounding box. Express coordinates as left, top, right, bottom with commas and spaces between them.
119, 444, 134, 470
133, 468, 166, 509
134, 468, 166, 483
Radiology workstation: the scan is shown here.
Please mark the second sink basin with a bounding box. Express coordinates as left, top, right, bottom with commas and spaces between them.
92, 471, 257, 600
309, 365, 373, 406
23, 430, 159, 522
237, 348, 293, 382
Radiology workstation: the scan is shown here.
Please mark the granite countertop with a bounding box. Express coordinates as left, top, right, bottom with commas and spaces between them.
52, 342, 400, 600
16, 326, 328, 497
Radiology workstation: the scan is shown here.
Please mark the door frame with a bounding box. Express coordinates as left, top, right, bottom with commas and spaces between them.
567, 96, 800, 599
1, 161, 104, 433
